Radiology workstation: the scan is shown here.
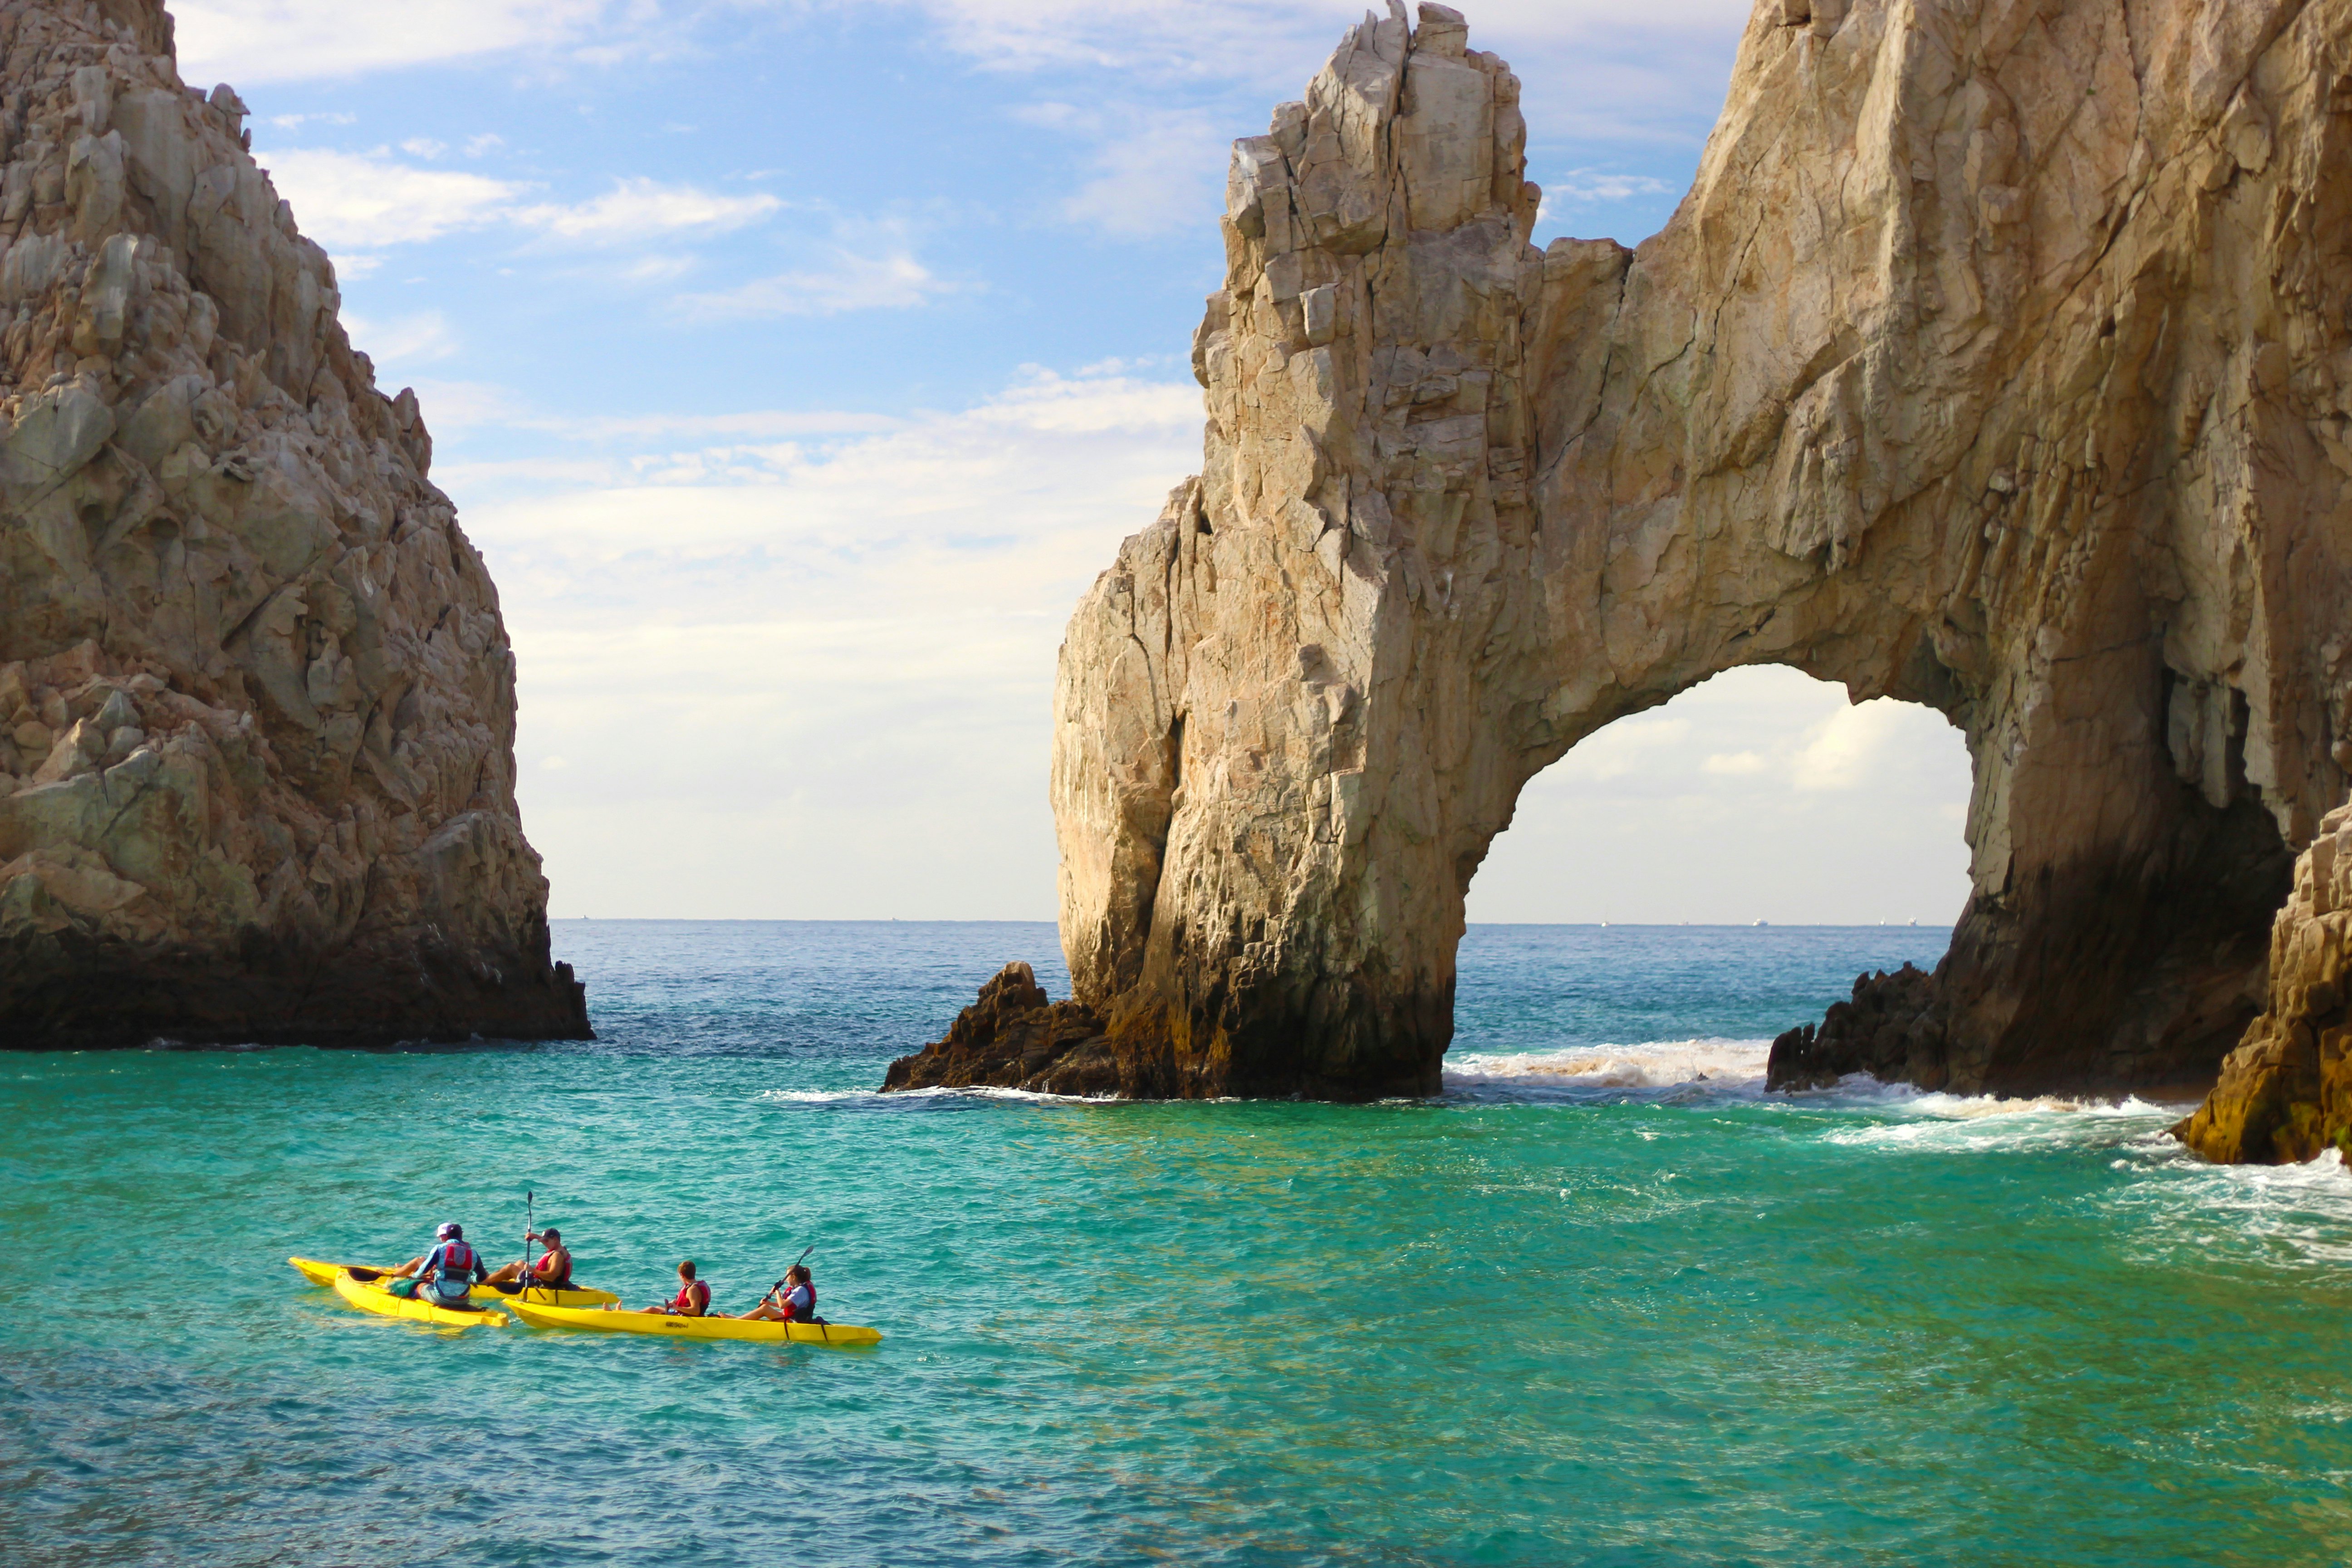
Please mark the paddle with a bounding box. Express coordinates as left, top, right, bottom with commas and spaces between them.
754, 1245, 816, 1314
520, 1188, 535, 1302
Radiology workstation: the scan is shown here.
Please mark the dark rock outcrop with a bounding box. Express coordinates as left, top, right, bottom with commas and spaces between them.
1766, 965, 1940, 1092
0, 0, 586, 1048
882, 962, 1130, 1096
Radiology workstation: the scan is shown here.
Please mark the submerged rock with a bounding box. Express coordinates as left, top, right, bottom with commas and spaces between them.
1047, 0, 2342, 1104
0, 0, 584, 1046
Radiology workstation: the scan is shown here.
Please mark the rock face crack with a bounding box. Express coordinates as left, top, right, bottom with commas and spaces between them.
0, 0, 587, 1049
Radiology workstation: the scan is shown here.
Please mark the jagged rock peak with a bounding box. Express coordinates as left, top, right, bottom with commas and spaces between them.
0, 0, 586, 1046
1029, 0, 2350, 1108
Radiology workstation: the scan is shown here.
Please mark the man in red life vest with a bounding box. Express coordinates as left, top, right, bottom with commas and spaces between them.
484, 1228, 572, 1291
391, 1222, 487, 1308
637, 1259, 710, 1316
735, 1263, 818, 1324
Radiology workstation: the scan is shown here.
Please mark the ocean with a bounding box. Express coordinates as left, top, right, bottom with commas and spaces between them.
5, 921, 2349, 1565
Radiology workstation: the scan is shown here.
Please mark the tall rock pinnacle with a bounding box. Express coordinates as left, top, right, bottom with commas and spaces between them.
0, 0, 586, 1046
1032, 0, 2352, 1102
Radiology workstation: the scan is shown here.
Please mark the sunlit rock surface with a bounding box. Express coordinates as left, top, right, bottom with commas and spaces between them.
2176, 798, 2352, 1162
1022, 0, 2352, 1105
0, 0, 585, 1046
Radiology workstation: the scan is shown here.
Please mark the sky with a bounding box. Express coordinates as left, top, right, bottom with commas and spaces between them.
169, 0, 1975, 926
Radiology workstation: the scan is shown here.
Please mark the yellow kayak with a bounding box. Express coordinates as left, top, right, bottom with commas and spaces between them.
289, 1256, 617, 1307
330, 1270, 508, 1328
504, 1298, 882, 1345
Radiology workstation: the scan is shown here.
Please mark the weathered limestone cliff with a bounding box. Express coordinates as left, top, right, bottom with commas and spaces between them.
895, 0, 2352, 1105
0, 0, 586, 1046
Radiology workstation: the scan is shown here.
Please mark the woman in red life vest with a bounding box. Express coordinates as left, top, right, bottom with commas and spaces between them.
734, 1263, 818, 1324
484, 1227, 572, 1290
638, 1259, 710, 1316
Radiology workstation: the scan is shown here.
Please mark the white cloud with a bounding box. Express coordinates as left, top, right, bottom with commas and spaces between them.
260, 150, 785, 271
261, 148, 518, 249
450, 367, 1203, 918
342, 309, 459, 368
1551, 715, 1691, 784
1049, 108, 1228, 238
1544, 170, 1679, 203
557, 409, 907, 441
672, 252, 956, 319
400, 137, 449, 159
515, 178, 782, 242
174, 0, 612, 83
1791, 698, 1935, 793
622, 255, 697, 282
465, 134, 507, 158
400, 379, 532, 434
1468, 667, 1975, 925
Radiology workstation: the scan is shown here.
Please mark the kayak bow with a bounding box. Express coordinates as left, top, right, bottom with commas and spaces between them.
503, 1298, 882, 1345
290, 1256, 617, 1306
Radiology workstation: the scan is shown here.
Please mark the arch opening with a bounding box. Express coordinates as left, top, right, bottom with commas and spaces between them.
1466, 666, 1973, 929
1447, 666, 1973, 1093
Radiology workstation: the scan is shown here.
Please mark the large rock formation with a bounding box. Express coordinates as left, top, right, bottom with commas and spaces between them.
0, 0, 586, 1046
1019, 0, 2352, 1103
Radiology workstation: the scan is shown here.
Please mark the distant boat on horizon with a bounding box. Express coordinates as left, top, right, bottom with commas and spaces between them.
1754, 920, 1769, 927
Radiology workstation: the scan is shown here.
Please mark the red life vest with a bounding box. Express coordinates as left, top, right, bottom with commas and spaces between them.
783, 1280, 816, 1322
671, 1279, 710, 1313
432, 1241, 475, 1277
530, 1249, 572, 1287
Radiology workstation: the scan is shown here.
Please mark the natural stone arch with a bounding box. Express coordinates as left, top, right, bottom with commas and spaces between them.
1030, 0, 2349, 1102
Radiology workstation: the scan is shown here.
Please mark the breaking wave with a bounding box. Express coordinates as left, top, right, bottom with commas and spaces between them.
1442, 1038, 1774, 1101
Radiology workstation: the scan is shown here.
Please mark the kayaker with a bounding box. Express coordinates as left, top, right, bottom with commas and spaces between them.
735, 1263, 819, 1324
641, 1259, 710, 1317
484, 1227, 572, 1290
405, 1222, 488, 1308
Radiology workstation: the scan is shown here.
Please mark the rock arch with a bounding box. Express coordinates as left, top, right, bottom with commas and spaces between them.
1045, 0, 2347, 1100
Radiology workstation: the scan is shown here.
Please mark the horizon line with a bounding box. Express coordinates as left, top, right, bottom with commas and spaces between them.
546, 917, 1959, 929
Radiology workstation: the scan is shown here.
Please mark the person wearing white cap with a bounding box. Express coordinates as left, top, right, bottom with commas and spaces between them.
391, 1222, 488, 1307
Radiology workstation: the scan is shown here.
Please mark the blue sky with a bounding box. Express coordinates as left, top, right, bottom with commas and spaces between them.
172, 0, 1974, 925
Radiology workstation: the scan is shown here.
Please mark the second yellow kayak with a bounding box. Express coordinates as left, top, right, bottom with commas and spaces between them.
504, 1298, 882, 1345
290, 1256, 617, 1307
330, 1271, 508, 1328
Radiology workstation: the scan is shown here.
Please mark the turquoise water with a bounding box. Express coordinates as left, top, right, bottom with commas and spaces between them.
6, 921, 2352, 1565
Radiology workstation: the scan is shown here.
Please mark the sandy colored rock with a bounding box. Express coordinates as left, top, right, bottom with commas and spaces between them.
2175, 797, 2352, 1162
0, 0, 584, 1047
1037, 0, 2352, 1102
